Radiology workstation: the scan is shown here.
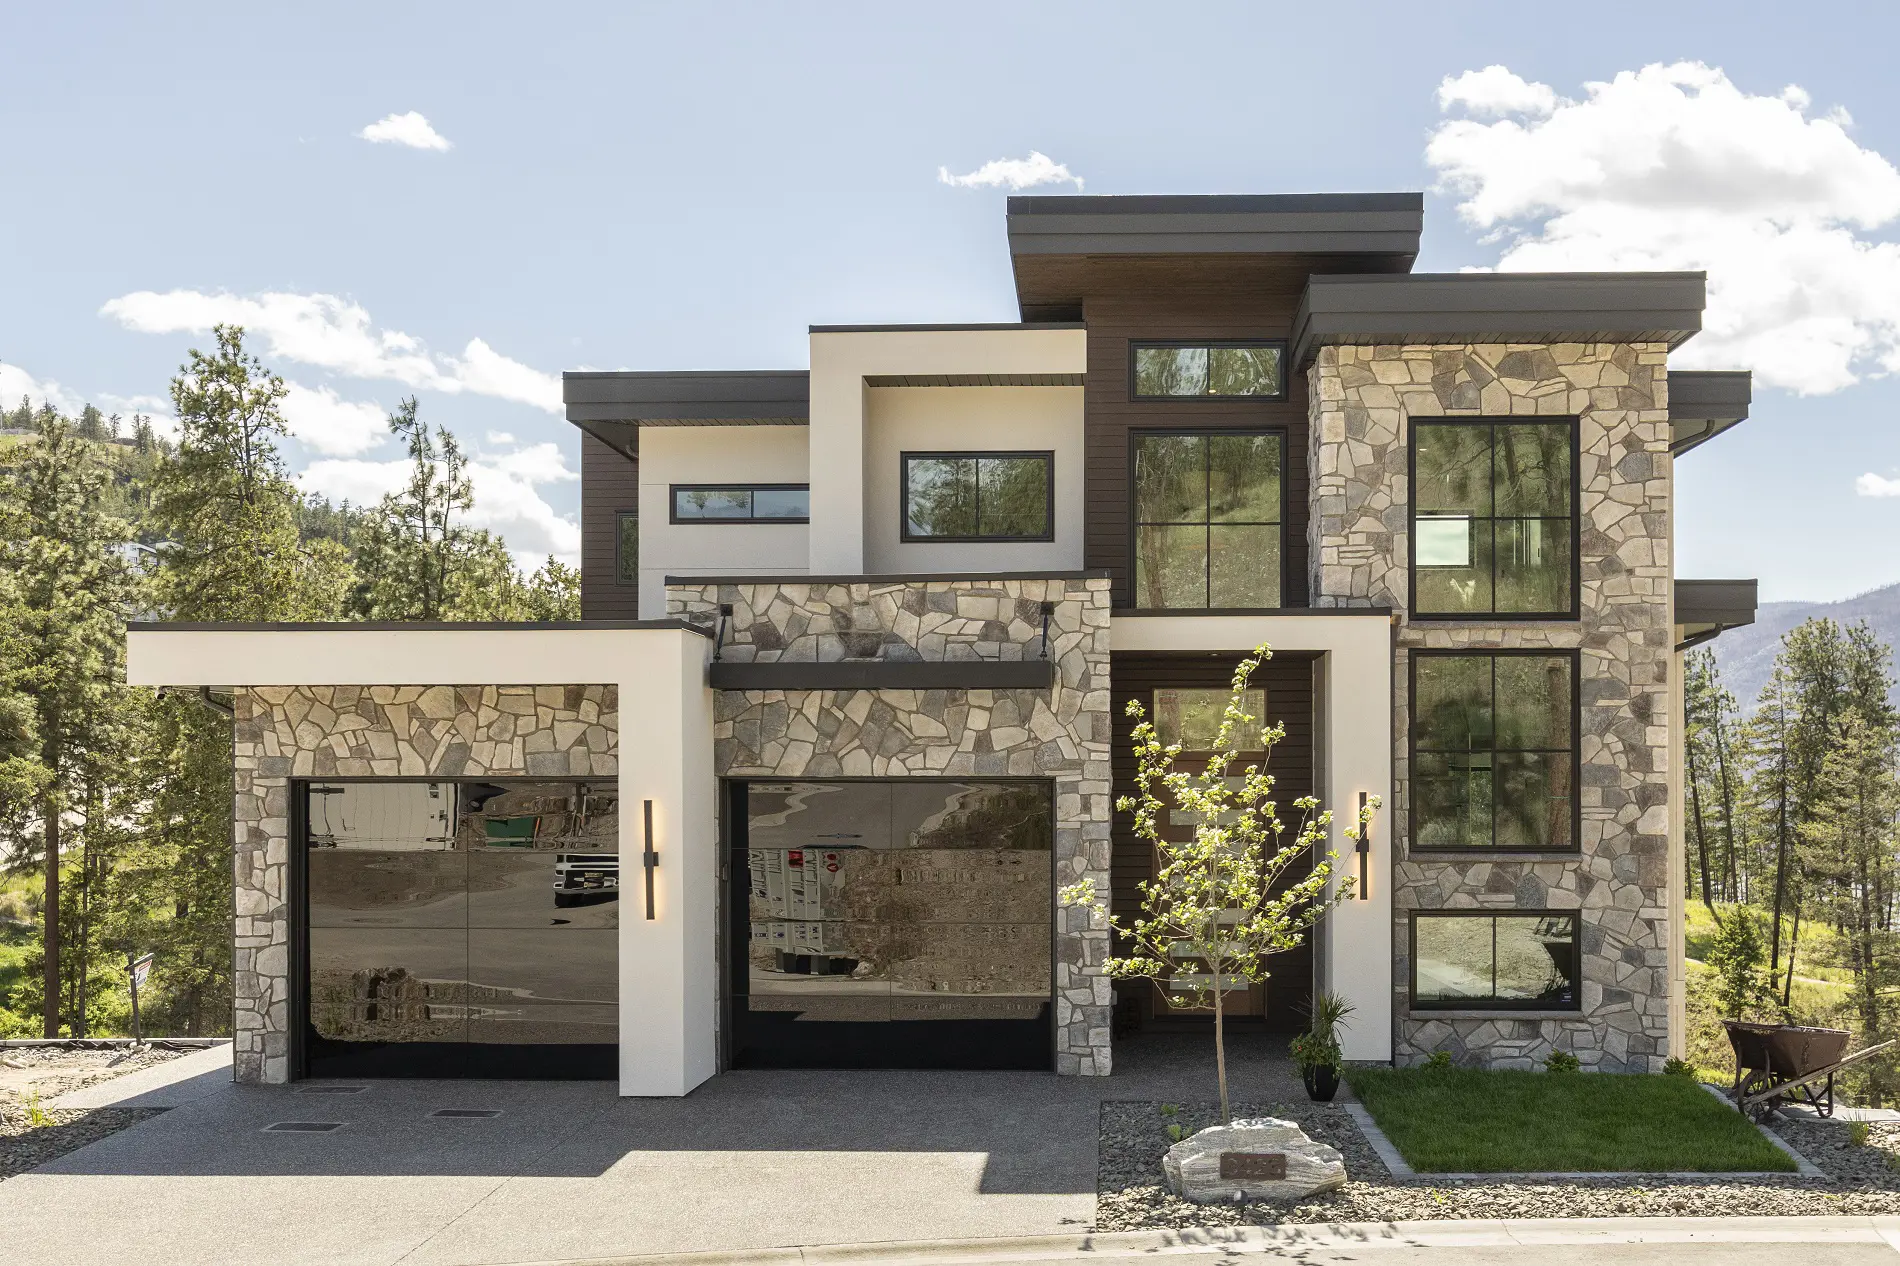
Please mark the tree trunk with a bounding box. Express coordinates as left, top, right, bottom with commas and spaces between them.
1688, 739, 1713, 910
1213, 975, 1230, 1125
1713, 709, 1738, 904
1782, 903, 1802, 1013
42, 794, 61, 1038
1770, 757, 1791, 981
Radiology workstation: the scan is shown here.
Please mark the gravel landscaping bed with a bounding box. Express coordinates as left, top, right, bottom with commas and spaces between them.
0, 1043, 186, 1102
1097, 1098, 1900, 1228
0, 1045, 183, 1182
0, 1102, 166, 1182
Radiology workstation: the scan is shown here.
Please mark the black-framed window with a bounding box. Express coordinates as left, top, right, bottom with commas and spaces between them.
1411, 650, 1577, 852
1132, 342, 1286, 400
901, 452, 1053, 542
616, 511, 638, 585
1133, 431, 1283, 609
1411, 911, 1580, 1011
670, 485, 810, 524
1411, 418, 1577, 618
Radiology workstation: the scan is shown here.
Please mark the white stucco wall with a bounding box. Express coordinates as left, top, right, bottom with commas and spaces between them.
637, 425, 810, 614
1111, 613, 1396, 1061
863, 384, 1084, 575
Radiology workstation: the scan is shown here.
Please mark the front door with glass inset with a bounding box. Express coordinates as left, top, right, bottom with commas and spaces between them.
730, 779, 1053, 1070
301, 779, 618, 1079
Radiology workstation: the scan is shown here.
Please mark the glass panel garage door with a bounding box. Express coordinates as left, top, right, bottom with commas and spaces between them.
730, 780, 1053, 1070
302, 780, 618, 1079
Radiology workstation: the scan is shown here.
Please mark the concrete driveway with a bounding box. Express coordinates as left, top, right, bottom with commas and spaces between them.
1, 1034, 1301, 1266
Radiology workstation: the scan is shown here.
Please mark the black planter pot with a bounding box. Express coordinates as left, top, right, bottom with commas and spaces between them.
1302, 1063, 1340, 1102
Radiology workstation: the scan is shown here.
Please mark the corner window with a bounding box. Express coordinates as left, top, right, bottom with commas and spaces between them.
902, 452, 1052, 542
616, 511, 638, 585
1411, 651, 1577, 852
1411, 912, 1580, 1011
670, 485, 810, 524
1133, 431, 1283, 609
1133, 342, 1286, 400
1411, 419, 1576, 617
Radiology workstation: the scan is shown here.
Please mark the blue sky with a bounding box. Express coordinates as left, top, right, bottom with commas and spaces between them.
4, 2, 1898, 599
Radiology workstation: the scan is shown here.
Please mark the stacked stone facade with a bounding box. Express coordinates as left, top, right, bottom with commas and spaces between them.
1308, 342, 1673, 1071
668, 576, 1116, 1074
229, 684, 618, 1084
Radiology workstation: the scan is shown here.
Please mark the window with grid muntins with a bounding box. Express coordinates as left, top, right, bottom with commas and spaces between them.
1133, 431, 1283, 609
1411, 418, 1576, 617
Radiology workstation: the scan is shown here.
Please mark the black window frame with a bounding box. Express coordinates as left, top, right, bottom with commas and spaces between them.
1408, 647, 1581, 856
899, 450, 1056, 544
615, 510, 638, 587
1408, 909, 1583, 1013
1408, 416, 1581, 621
668, 484, 811, 525
1127, 427, 1288, 613
1129, 340, 1290, 402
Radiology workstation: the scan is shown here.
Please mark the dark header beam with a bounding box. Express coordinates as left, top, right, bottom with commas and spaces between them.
709, 660, 1054, 691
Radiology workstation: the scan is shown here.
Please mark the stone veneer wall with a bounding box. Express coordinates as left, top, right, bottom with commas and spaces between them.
1308, 342, 1672, 1071
668, 576, 1116, 1075
231, 684, 618, 1084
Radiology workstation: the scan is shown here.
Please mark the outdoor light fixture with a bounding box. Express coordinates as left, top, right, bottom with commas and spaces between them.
1356, 791, 1370, 900
643, 799, 659, 920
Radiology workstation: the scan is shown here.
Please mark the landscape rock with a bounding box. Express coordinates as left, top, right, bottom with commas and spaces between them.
1162, 1117, 1347, 1203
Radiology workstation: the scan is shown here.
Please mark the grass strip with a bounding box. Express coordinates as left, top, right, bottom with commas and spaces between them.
1346, 1066, 1795, 1173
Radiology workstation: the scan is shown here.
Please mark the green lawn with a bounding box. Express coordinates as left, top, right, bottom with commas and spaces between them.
1347, 1067, 1795, 1173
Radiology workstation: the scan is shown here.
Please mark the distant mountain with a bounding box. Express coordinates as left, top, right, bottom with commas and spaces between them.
1709, 580, 1900, 710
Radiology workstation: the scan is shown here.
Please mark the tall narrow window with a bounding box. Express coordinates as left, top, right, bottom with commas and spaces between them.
1133, 432, 1282, 608
902, 452, 1052, 542
1133, 343, 1286, 399
1411, 651, 1577, 852
616, 511, 638, 585
1412, 419, 1576, 617
1411, 912, 1580, 1010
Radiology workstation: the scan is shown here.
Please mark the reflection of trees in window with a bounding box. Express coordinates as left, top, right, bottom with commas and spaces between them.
1134, 432, 1281, 608
1133, 344, 1284, 398
907, 783, 1053, 852
1412, 653, 1574, 851
1413, 420, 1574, 616
903, 453, 1051, 541
616, 511, 637, 584
1154, 688, 1267, 752
671, 486, 810, 522
1413, 912, 1578, 1008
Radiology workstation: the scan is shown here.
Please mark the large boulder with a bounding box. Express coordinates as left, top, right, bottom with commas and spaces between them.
1162, 1117, 1347, 1203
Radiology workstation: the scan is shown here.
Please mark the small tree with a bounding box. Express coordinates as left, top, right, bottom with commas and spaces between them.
1062, 642, 1378, 1123
1707, 904, 1772, 1021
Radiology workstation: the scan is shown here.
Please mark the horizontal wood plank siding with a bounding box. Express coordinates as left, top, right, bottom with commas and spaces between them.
1110, 650, 1317, 1031
581, 433, 640, 621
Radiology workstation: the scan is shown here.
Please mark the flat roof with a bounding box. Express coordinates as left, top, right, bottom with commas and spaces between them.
562, 370, 809, 427
1292, 272, 1707, 365
1668, 370, 1752, 455
1676, 578, 1758, 650
808, 322, 1084, 334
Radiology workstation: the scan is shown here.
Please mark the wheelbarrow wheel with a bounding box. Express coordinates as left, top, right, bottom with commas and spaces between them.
1739, 1069, 1780, 1122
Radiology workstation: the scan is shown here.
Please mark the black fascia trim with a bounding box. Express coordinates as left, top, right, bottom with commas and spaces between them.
666, 570, 1111, 586
1125, 426, 1289, 611
1668, 370, 1752, 455
1117, 607, 1395, 618
807, 322, 1086, 333
1407, 647, 1583, 858
129, 620, 713, 635
669, 484, 812, 526
709, 660, 1055, 691
900, 451, 1056, 544
1128, 340, 1290, 403
1407, 908, 1584, 1013
562, 370, 810, 424
1408, 416, 1582, 622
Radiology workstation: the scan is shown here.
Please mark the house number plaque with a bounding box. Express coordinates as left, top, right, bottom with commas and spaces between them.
1218, 1152, 1287, 1180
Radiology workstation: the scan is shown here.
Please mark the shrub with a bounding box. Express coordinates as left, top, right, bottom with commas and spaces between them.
1663, 1057, 1695, 1078
1851, 1121, 1872, 1147
1543, 1049, 1582, 1073
1424, 1050, 1453, 1070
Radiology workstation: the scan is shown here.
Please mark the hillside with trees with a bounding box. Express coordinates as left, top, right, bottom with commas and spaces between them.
0, 327, 577, 1038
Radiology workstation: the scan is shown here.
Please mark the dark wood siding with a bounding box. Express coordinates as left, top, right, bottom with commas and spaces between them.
580, 432, 640, 621
1079, 257, 1319, 609
1110, 651, 1317, 1031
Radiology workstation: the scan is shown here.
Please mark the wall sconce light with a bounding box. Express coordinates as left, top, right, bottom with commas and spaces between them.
643, 799, 659, 920
1356, 791, 1370, 900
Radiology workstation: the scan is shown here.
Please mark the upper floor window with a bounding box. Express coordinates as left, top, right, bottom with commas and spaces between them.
1411, 650, 1577, 852
1411, 419, 1576, 618
1133, 342, 1286, 400
902, 452, 1053, 542
670, 485, 810, 524
1133, 431, 1282, 609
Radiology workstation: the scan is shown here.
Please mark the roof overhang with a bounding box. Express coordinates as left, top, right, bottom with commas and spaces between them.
563, 370, 810, 458
1008, 192, 1423, 321
1668, 370, 1752, 455
1292, 272, 1707, 367
1675, 578, 1758, 650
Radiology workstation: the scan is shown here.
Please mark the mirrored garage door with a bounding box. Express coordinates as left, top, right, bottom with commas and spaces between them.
730, 779, 1053, 1070
301, 779, 618, 1079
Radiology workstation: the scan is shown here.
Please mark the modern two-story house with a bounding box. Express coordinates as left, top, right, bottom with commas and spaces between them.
127, 193, 1758, 1093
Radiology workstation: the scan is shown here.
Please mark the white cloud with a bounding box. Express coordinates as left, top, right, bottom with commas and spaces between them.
938, 151, 1084, 192
100, 289, 562, 412
1856, 472, 1900, 497
485, 430, 516, 445
0, 363, 180, 439
1437, 66, 1560, 118
1426, 61, 1900, 395
296, 438, 580, 567
280, 382, 389, 457
357, 111, 452, 151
